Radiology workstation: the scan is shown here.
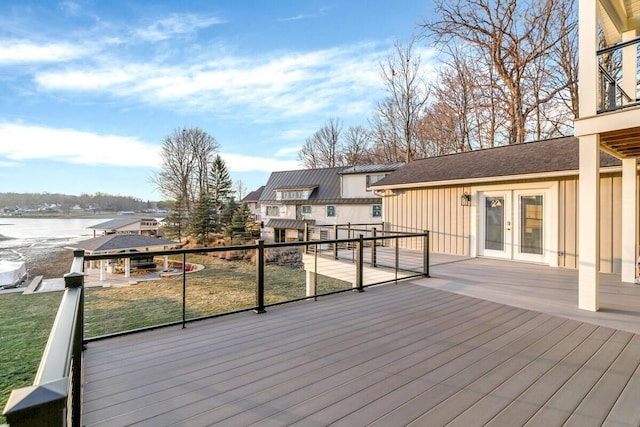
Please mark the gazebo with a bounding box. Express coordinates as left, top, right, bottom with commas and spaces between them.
72, 234, 181, 281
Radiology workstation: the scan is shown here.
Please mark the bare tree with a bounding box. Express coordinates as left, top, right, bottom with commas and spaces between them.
423, 0, 574, 145
342, 126, 372, 166
152, 127, 218, 214
234, 179, 248, 201
373, 37, 430, 162
297, 117, 343, 168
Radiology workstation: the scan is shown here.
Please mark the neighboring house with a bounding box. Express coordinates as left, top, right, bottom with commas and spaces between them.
89, 218, 160, 237
372, 136, 635, 274
259, 164, 402, 242
241, 185, 265, 222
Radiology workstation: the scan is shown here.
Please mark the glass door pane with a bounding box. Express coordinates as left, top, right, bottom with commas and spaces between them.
520, 195, 543, 255
485, 196, 504, 250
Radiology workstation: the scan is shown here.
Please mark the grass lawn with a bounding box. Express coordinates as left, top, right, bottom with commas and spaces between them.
85, 253, 350, 337
0, 291, 62, 424
0, 252, 350, 422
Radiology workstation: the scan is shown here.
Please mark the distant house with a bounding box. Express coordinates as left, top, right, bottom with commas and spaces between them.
89, 218, 160, 238
372, 136, 633, 274
241, 185, 265, 222
259, 163, 403, 242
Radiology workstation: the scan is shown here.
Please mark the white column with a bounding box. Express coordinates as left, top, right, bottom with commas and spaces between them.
578, 0, 598, 118
100, 259, 106, 281
164, 255, 169, 271
125, 257, 131, 278
621, 158, 637, 283
579, 134, 600, 311
623, 30, 638, 104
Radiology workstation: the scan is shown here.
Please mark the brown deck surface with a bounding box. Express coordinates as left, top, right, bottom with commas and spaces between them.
82, 268, 640, 426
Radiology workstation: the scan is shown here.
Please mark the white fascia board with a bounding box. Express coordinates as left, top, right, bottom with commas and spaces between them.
372, 167, 625, 191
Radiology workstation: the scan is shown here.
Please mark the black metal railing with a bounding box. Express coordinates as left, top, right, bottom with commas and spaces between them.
3, 253, 85, 427
2, 232, 429, 425
597, 36, 640, 113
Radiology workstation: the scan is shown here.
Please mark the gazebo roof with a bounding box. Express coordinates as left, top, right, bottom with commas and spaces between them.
73, 234, 180, 253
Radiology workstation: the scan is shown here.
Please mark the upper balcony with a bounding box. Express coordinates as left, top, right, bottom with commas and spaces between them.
575, 0, 640, 158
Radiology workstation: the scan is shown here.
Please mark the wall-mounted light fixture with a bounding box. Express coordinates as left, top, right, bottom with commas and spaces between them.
460, 193, 471, 206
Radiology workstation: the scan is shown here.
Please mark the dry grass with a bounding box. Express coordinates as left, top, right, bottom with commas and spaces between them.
84, 253, 350, 338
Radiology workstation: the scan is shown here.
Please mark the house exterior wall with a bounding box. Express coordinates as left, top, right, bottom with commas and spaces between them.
383, 185, 471, 255
383, 173, 635, 273
342, 174, 378, 198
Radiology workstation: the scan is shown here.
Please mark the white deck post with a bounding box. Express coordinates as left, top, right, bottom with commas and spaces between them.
125, 257, 131, 278
579, 134, 600, 311
621, 158, 637, 283
99, 259, 106, 281
164, 255, 169, 271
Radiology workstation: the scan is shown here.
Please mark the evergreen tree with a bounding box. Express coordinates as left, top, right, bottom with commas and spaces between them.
163, 196, 188, 241
208, 155, 233, 232
190, 193, 215, 243
209, 155, 233, 209
226, 202, 251, 238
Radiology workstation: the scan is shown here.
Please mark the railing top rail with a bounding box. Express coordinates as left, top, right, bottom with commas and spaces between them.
597, 36, 640, 56
83, 232, 429, 261
34, 286, 81, 384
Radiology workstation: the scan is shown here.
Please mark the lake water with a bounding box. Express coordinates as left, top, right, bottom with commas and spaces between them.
0, 217, 107, 262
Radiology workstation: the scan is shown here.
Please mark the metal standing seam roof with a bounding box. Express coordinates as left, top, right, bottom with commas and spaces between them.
339, 162, 405, 175
259, 167, 348, 203
263, 219, 315, 230
73, 234, 180, 253
372, 136, 624, 188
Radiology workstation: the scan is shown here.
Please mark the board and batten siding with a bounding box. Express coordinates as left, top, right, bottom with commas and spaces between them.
384, 173, 635, 273
383, 186, 471, 255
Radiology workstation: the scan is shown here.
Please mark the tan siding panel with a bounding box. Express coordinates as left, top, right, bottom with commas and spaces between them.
600, 176, 613, 273
612, 175, 622, 274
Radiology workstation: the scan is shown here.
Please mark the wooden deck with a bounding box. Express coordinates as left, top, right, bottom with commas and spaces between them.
82, 260, 640, 426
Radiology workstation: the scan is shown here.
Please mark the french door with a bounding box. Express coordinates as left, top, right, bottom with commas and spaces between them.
480, 190, 547, 263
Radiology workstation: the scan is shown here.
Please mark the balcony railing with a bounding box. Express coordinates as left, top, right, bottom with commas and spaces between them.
2, 232, 429, 426
597, 36, 640, 113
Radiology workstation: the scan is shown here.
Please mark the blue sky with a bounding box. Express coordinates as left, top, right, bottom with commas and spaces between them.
0, 1, 435, 201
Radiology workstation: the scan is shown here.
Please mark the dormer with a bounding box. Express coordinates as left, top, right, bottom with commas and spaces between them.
274, 186, 318, 201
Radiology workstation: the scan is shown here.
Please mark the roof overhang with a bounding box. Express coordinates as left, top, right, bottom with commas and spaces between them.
371, 166, 626, 191
599, 0, 640, 45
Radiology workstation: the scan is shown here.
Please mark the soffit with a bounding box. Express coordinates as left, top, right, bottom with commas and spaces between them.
599, 0, 640, 45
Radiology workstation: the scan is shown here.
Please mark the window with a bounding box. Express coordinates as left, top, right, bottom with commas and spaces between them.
302, 205, 312, 214
372, 204, 382, 218
366, 174, 387, 189
275, 229, 286, 243
326, 205, 336, 217
266, 205, 279, 216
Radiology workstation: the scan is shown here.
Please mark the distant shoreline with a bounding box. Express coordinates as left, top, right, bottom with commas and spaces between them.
0, 212, 159, 220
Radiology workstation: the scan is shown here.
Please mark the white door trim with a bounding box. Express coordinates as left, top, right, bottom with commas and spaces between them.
471, 181, 558, 266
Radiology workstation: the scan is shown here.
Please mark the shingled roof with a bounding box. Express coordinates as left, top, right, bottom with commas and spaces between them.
73, 234, 180, 253
242, 185, 265, 203
372, 137, 623, 188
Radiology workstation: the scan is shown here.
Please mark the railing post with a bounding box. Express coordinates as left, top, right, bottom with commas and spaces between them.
255, 240, 266, 313
333, 224, 338, 259
395, 235, 399, 283
371, 227, 377, 267
64, 264, 84, 427
182, 252, 187, 328
355, 234, 364, 292
423, 230, 430, 278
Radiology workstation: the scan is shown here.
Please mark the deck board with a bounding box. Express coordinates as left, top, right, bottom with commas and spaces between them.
82, 269, 640, 426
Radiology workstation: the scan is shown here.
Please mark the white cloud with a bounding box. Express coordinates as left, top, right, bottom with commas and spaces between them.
221, 152, 300, 173
0, 39, 88, 64
273, 146, 301, 157
135, 14, 225, 42
0, 123, 160, 167
33, 43, 388, 120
